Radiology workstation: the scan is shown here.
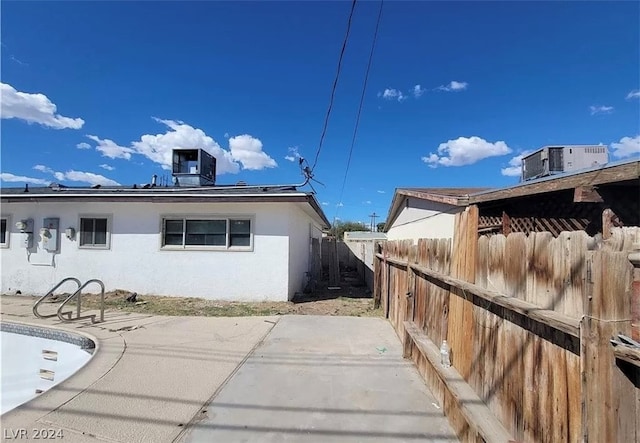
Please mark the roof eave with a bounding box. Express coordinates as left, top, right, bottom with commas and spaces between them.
468, 160, 640, 205
305, 194, 331, 229
384, 188, 470, 230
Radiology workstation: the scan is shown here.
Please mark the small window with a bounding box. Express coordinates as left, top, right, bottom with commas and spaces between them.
162, 217, 252, 250
79, 217, 110, 248
230, 219, 251, 247
0, 217, 8, 248
163, 219, 184, 246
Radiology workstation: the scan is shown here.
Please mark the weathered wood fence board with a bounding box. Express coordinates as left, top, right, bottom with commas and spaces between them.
582, 249, 636, 443
374, 207, 640, 443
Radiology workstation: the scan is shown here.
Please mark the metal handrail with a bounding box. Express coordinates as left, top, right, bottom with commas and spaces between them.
57, 279, 105, 323
33, 277, 81, 319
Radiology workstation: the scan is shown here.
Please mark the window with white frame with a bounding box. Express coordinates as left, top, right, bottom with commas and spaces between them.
79, 216, 111, 248
162, 217, 252, 249
0, 216, 9, 248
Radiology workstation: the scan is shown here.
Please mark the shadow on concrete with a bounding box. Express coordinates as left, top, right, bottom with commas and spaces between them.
20, 401, 459, 441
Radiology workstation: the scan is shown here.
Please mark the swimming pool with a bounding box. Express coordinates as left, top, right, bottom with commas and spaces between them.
0, 323, 95, 415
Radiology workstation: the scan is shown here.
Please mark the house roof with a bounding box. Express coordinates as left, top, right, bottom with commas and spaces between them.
467, 158, 639, 205
385, 187, 490, 229
384, 158, 639, 230
0, 183, 332, 229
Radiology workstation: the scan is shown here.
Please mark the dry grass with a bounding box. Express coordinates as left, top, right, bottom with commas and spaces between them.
71, 289, 382, 318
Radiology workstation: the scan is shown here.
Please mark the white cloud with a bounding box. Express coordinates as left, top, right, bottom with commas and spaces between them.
99, 164, 115, 171
284, 146, 301, 162
436, 81, 468, 92
626, 90, 640, 100
86, 135, 134, 160
228, 134, 278, 170
379, 88, 406, 102
321, 201, 329, 206
422, 136, 512, 167
10, 55, 28, 67
413, 85, 426, 98
55, 170, 120, 186
364, 200, 372, 204
129, 118, 238, 173
76, 142, 91, 150
0, 82, 84, 129
501, 150, 533, 177
610, 135, 640, 159
336, 202, 344, 207
84, 119, 277, 175
590, 105, 614, 115
33, 164, 54, 174
0, 173, 50, 185
377, 190, 385, 194
31, 163, 120, 186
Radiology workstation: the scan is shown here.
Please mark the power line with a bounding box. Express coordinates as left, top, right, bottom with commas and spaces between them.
333, 0, 384, 224
310, 0, 358, 172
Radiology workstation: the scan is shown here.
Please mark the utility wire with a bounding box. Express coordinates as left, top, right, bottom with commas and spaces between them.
334, 0, 384, 224
310, 0, 358, 172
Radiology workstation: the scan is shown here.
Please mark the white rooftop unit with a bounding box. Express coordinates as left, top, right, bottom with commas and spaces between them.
521, 145, 609, 182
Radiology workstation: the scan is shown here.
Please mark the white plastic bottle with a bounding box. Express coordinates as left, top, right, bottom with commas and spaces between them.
440, 340, 451, 368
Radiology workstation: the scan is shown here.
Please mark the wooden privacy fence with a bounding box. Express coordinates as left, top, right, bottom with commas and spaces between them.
374, 206, 640, 443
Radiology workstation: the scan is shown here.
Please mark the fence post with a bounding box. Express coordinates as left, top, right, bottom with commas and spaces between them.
328, 237, 340, 287
373, 243, 381, 308
447, 205, 479, 379
403, 244, 418, 357
581, 249, 635, 442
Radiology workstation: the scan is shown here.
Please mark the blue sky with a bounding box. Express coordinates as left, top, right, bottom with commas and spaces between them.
2, 1, 639, 225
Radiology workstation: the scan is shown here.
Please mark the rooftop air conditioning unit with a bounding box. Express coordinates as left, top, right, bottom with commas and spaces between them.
171, 148, 216, 187
521, 145, 608, 182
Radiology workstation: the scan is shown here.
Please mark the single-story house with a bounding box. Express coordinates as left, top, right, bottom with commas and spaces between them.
384, 188, 487, 241
384, 158, 639, 241
1, 149, 330, 301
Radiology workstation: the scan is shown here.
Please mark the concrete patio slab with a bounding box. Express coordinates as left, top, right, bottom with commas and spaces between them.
180, 316, 457, 443
1, 296, 276, 442
1, 297, 457, 442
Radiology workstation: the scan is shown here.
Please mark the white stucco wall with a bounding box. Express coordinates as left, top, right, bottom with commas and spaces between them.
287, 204, 323, 300
386, 197, 462, 242
0, 201, 320, 301
342, 239, 377, 272
342, 239, 381, 291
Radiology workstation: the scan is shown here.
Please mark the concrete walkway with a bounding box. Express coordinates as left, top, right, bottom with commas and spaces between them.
1, 296, 456, 442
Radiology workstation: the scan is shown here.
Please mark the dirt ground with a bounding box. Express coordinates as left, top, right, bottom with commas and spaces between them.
51, 270, 381, 318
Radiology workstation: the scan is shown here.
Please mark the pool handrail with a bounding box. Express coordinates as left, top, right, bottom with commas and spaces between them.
56, 279, 105, 324
33, 277, 82, 319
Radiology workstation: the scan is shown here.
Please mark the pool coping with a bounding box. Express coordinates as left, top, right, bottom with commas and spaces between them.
1, 320, 97, 354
